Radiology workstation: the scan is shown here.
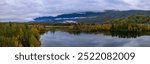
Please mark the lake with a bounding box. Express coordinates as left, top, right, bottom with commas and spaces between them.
40, 31, 150, 47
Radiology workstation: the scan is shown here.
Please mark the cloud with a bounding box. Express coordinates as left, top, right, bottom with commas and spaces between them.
0, 0, 150, 21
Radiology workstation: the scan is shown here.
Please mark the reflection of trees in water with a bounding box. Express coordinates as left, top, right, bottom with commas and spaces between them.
106, 31, 150, 38
109, 31, 141, 38
49, 30, 150, 38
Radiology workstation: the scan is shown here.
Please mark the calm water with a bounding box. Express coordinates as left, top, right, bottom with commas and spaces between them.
40, 31, 150, 47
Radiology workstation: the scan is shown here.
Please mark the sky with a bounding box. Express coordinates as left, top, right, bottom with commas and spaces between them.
0, 0, 150, 21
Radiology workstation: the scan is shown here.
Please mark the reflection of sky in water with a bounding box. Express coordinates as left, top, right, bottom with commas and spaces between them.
40, 31, 150, 47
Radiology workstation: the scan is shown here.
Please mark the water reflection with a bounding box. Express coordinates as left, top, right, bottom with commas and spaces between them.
61, 30, 149, 38
40, 31, 150, 47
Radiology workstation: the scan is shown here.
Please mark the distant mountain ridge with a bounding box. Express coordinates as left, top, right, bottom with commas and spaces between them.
34, 12, 101, 22
33, 10, 150, 23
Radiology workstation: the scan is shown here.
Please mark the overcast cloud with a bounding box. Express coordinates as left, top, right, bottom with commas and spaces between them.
0, 0, 150, 21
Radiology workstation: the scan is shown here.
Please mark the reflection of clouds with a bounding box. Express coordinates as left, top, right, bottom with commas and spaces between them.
123, 36, 150, 47
40, 31, 150, 47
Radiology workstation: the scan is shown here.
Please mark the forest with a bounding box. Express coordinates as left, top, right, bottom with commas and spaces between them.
68, 16, 150, 32
0, 23, 46, 47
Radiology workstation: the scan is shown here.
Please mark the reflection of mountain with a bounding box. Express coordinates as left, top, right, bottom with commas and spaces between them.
34, 10, 150, 23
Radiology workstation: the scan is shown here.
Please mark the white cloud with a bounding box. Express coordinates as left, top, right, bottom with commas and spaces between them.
0, 0, 150, 21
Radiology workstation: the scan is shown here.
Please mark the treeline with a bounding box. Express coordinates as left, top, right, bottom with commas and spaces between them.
68, 24, 111, 32
106, 15, 150, 24
67, 23, 150, 32
0, 23, 41, 47
111, 24, 150, 32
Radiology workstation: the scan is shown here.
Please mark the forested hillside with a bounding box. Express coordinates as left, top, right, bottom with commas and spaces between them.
105, 15, 150, 24
78, 10, 150, 23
